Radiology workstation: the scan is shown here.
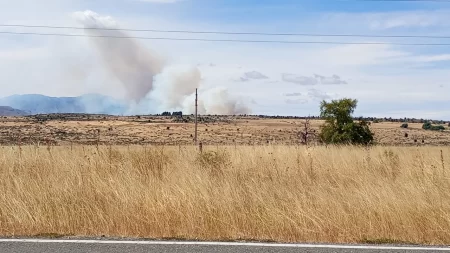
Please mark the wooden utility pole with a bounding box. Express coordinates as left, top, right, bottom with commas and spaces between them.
194, 88, 198, 145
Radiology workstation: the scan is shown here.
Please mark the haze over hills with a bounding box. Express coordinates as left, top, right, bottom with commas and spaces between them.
0, 106, 28, 116
0, 94, 129, 115
0, 94, 448, 123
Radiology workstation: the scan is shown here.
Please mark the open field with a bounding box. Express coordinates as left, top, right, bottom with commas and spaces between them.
1, 145, 450, 245
0, 115, 449, 146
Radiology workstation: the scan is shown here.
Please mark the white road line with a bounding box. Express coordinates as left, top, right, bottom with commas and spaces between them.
0, 239, 450, 251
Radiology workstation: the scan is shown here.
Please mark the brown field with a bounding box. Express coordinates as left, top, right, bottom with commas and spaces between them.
1, 145, 450, 244
1, 115, 450, 244
0, 115, 449, 146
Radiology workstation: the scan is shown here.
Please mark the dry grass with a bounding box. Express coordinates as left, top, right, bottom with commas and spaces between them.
1, 145, 450, 245
1, 116, 449, 146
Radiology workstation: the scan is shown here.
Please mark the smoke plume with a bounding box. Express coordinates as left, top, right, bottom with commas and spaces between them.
73, 10, 165, 102
72, 10, 251, 115
151, 66, 251, 115
198, 87, 251, 115
181, 87, 251, 115
151, 65, 202, 110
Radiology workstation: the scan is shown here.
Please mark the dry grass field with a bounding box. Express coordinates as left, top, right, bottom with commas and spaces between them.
0, 115, 449, 146
1, 145, 450, 245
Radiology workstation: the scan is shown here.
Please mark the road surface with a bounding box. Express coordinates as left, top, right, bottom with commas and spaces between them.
1, 239, 450, 253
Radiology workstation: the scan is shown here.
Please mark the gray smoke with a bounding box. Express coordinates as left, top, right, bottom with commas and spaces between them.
152, 66, 251, 115
72, 10, 251, 115
181, 87, 251, 115
151, 65, 202, 110
199, 87, 251, 115
73, 10, 165, 102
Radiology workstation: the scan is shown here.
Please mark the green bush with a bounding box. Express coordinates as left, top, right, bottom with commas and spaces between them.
423, 122, 445, 131
400, 123, 408, 129
432, 125, 445, 131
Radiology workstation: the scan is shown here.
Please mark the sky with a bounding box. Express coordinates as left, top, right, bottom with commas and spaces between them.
0, 0, 449, 119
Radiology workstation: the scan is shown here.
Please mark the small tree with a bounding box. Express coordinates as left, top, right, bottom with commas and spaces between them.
299, 118, 316, 145
319, 98, 374, 145
400, 123, 408, 129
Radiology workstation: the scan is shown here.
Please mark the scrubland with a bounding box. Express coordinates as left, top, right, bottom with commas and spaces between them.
1, 145, 450, 245
0, 116, 449, 146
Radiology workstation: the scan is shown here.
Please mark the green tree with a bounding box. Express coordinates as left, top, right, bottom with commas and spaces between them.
319, 98, 374, 145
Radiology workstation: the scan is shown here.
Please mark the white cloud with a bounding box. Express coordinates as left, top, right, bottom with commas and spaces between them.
307, 89, 334, 101
72, 10, 119, 28
243, 71, 269, 80
323, 10, 450, 30
368, 11, 450, 29
282, 73, 318, 86
282, 73, 347, 85
235, 71, 269, 82
317, 74, 347, 85
284, 92, 302, 97
285, 98, 308, 105
414, 54, 450, 63
316, 44, 410, 67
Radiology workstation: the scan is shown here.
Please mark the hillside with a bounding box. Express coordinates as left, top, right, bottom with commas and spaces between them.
0, 106, 28, 116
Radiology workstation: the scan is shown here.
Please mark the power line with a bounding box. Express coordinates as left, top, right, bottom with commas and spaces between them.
2, 31, 450, 46
1, 24, 450, 39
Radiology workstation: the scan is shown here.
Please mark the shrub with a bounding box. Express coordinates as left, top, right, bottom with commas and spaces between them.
400, 123, 408, 129
423, 122, 445, 131
433, 125, 445, 131
422, 122, 432, 130
319, 98, 374, 145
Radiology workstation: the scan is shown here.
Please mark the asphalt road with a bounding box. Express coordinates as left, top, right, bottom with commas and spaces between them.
1, 239, 450, 253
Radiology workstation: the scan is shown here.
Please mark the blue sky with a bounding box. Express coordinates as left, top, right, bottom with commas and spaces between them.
0, 0, 450, 119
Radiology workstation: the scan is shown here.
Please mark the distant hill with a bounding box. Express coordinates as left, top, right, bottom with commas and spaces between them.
0, 106, 29, 116
0, 94, 129, 115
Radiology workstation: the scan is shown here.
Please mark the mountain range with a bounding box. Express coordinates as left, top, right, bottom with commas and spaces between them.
0, 94, 129, 116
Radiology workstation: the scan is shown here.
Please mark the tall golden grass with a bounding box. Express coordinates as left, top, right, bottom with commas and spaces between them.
0, 145, 450, 244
